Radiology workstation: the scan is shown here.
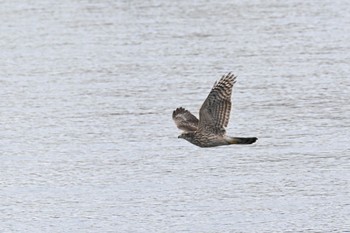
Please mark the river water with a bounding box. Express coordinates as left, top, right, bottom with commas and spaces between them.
1, 0, 350, 232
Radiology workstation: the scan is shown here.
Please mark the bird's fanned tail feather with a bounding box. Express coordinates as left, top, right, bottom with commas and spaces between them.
227, 137, 258, 144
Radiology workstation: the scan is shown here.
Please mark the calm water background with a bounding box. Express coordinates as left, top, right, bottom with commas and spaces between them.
1, 0, 350, 232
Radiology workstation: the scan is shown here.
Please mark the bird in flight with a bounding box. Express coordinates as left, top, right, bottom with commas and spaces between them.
172, 72, 257, 147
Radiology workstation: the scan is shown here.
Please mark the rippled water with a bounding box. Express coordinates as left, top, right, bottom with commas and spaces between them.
1, 0, 350, 232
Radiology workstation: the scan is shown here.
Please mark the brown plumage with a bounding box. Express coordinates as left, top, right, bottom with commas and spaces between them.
172, 72, 257, 147
172, 107, 199, 132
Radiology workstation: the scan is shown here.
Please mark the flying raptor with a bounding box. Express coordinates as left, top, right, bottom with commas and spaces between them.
172, 72, 257, 147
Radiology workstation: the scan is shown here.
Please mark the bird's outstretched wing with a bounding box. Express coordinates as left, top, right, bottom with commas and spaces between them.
198, 72, 236, 135
172, 107, 199, 132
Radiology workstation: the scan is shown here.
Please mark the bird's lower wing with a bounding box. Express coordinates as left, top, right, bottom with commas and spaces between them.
172, 107, 199, 132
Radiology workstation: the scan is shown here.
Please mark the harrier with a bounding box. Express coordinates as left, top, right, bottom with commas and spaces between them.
172, 72, 257, 147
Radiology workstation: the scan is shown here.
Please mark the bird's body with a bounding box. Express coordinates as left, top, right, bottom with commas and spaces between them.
172, 72, 257, 147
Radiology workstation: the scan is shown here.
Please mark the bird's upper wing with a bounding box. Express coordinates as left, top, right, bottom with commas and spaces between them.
198, 72, 236, 135
172, 107, 199, 132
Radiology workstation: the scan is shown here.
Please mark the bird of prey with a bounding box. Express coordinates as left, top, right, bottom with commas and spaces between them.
172, 72, 257, 147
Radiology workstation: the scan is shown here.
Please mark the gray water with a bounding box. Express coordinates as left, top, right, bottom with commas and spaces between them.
1, 0, 350, 232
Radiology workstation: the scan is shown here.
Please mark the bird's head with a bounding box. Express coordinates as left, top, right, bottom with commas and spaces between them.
178, 132, 195, 140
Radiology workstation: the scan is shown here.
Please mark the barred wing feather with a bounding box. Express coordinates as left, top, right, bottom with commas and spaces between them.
198, 72, 236, 135
172, 107, 199, 132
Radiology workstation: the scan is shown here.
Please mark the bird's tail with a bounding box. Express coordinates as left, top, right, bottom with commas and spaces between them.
227, 137, 258, 144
